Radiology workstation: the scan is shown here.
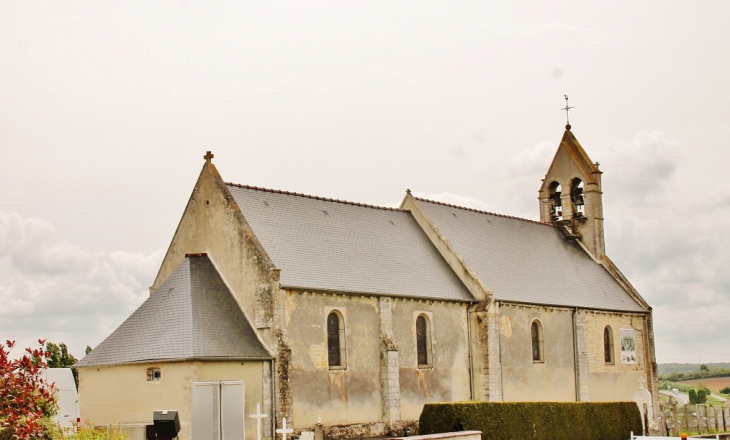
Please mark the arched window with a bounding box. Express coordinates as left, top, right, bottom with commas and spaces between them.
416, 315, 432, 367
531, 320, 544, 362
548, 182, 562, 221
604, 325, 614, 364
571, 178, 585, 217
327, 311, 346, 368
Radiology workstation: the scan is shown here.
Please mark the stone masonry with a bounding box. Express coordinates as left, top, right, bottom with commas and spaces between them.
573, 310, 590, 401
378, 297, 401, 426
486, 309, 503, 401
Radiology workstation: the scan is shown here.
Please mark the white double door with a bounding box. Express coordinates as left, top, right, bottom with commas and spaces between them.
192, 380, 245, 440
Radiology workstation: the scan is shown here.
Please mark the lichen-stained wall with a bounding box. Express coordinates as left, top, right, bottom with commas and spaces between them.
392, 299, 471, 420
585, 311, 648, 401
150, 164, 277, 343
78, 361, 264, 440
285, 291, 382, 429
499, 303, 576, 402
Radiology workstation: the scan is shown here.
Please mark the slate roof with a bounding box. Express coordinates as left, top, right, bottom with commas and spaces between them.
76, 255, 271, 368
415, 198, 646, 313
226, 184, 474, 302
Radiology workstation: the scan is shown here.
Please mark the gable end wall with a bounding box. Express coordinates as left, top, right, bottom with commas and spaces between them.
150, 164, 279, 348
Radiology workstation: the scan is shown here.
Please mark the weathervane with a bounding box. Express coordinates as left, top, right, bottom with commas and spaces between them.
561, 95, 573, 130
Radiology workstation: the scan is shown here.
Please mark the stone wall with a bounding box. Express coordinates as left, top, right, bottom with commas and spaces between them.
498, 303, 577, 402
585, 311, 648, 401
149, 162, 279, 351
283, 290, 471, 436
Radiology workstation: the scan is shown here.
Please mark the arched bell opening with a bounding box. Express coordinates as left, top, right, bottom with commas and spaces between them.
548, 181, 563, 221
571, 178, 585, 217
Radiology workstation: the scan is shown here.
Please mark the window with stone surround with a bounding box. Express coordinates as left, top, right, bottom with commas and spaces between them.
604, 325, 614, 364
416, 314, 432, 368
531, 320, 544, 363
327, 310, 346, 369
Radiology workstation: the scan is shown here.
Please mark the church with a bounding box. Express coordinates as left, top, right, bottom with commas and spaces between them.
76, 126, 659, 440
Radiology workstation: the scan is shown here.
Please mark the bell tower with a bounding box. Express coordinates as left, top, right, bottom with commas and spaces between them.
539, 125, 605, 259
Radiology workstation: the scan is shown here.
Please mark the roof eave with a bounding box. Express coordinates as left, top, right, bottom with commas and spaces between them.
495, 298, 649, 314
280, 284, 475, 303
75, 354, 274, 369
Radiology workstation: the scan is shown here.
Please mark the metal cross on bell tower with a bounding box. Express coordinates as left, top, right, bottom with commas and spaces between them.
561, 95, 574, 130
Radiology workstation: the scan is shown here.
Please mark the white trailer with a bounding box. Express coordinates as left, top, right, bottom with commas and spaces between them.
44, 368, 79, 429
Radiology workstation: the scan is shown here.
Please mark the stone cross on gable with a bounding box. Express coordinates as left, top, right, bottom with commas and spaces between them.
638, 377, 647, 390
276, 417, 294, 440
249, 402, 268, 440
204, 151, 214, 164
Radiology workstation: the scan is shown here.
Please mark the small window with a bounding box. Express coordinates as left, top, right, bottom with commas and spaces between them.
327, 311, 346, 368
531, 320, 544, 363
147, 367, 161, 382
416, 315, 433, 368
604, 326, 614, 364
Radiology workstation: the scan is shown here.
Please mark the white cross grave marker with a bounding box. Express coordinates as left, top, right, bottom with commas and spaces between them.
276, 417, 294, 440
249, 403, 268, 440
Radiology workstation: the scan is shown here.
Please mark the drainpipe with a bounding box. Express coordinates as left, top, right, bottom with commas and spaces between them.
467, 303, 475, 400
271, 359, 276, 440
497, 302, 503, 401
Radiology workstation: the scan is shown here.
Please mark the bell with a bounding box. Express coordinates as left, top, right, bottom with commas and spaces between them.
552, 192, 562, 207
571, 187, 584, 206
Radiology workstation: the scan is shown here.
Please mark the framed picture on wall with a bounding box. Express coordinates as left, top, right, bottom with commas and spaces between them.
620, 329, 637, 364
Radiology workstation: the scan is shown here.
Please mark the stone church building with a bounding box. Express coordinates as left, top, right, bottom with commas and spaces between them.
76, 127, 659, 440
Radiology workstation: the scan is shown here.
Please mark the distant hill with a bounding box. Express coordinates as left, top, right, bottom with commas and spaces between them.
659, 363, 730, 376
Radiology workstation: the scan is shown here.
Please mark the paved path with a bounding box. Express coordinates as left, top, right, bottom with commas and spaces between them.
659, 389, 727, 404
659, 389, 689, 405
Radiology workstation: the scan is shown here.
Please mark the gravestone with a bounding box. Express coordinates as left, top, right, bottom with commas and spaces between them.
249, 402, 268, 440
277, 417, 294, 440
633, 378, 654, 435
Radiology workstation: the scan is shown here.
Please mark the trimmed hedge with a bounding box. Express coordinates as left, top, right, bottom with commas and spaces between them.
419, 401, 642, 440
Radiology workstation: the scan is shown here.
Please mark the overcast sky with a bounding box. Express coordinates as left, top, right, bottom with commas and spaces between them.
1, 1, 728, 364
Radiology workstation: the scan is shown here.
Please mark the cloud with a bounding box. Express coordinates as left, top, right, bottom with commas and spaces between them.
449, 122, 489, 159
0, 211, 163, 359
597, 132, 730, 362
603, 131, 680, 206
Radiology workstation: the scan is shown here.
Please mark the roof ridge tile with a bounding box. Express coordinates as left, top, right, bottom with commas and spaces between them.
414, 196, 552, 227
226, 182, 406, 212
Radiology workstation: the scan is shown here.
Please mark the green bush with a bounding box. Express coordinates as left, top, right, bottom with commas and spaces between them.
689, 389, 698, 404
419, 401, 643, 440
720, 386, 730, 394
697, 389, 707, 403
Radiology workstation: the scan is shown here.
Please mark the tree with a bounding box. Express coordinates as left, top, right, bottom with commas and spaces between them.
0, 339, 57, 439
688, 388, 698, 404
45, 342, 79, 388
32, 341, 79, 388
85, 345, 92, 356
720, 386, 730, 394
700, 364, 709, 372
